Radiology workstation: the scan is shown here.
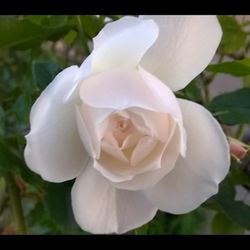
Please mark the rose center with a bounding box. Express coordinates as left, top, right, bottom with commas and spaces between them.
110, 114, 134, 147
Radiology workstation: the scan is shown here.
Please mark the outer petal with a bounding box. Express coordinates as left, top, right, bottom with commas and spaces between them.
139, 67, 186, 156
71, 164, 157, 234
24, 66, 89, 182
79, 68, 182, 120
140, 15, 222, 91
144, 99, 230, 214
91, 16, 159, 73
75, 104, 113, 159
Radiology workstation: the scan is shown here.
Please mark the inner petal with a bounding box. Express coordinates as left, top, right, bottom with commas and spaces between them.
100, 108, 173, 167
131, 136, 158, 166
101, 110, 147, 163
101, 140, 129, 163
111, 113, 134, 147
101, 110, 147, 151
80, 101, 182, 185
130, 107, 171, 142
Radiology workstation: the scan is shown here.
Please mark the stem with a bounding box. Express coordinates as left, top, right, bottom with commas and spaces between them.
76, 15, 84, 38
207, 54, 224, 83
203, 83, 210, 104
75, 15, 90, 54
106, 15, 122, 21
236, 124, 246, 140
202, 54, 225, 104
0, 195, 9, 215
3, 172, 27, 234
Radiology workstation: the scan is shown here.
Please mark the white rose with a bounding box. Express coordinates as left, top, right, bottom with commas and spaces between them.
24, 15, 230, 234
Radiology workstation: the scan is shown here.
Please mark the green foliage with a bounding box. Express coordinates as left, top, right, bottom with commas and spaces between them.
78, 15, 105, 38
207, 58, 250, 76
0, 107, 5, 136
0, 15, 107, 234
205, 176, 250, 230
230, 167, 250, 187
32, 61, 62, 91
212, 213, 245, 234
27, 181, 86, 234
64, 30, 77, 45
176, 77, 203, 102
0, 140, 22, 172
243, 75, 250, 87
13, 94, 32, 124
209, 88, 250, 125
135, 209, 207, 235
43, 181, 78, 232
28, 16, 68, 28
0, 17, 71, 50
218, 16, 247, 54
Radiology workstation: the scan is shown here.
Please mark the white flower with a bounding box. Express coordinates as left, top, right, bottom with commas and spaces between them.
24, 15, 230, 234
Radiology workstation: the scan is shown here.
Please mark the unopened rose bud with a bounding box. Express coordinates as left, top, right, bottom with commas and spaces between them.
229, 137, 249, 160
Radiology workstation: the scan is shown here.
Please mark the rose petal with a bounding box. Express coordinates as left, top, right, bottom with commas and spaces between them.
139, 67, 186, 156
76, 105, 100, 159
24, 66, 89, 182
143, 99, 230, 214
101, 140, 129, 163
94, 151, 135, 182
129, 109, 152, 136
140, 15, 222, 91
91, 16, 159, 73
79, 68, 183, 121
131, 136, 158, 166
114, 121, 180, 190
130, 108, 170, 142
95, 116, 178, 184
74, 55, 92, 83
71, 165, 157, 234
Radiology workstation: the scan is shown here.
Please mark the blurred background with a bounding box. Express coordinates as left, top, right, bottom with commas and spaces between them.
0, 15, 250, 235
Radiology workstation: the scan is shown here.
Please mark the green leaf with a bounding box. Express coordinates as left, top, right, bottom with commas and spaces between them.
78, 15, 104, 38
18, 163, 44, 187
207, 58, 250, 76
135, 209, 206, 235
0, 17, 70, 50
135, 212, 169, 235
212, 213, 245, 234
217, 176, 236, 200
220, 199, 250, 230
24, 16, 45, 26
0, 107, 5, 136
208, 177, 250, 229
43, 181, 79, 233
0, 140, 22, 172
230, 168, 250, 187
218, 16, 247, 54
209, 88, 250, 125
32, 61, 62, 91
40, 16, 68, 28
243, 75, 250, 88
25, 15, 68, 29
176, 77, 203, 102
64, 30, 77, 45
28, 201, 63, 234
13, 94, 32, 124
204, 177, 235, 210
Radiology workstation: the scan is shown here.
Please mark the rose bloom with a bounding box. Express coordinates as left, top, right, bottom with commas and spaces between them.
25, 16, 230, 234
